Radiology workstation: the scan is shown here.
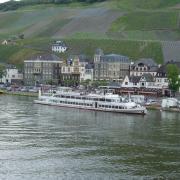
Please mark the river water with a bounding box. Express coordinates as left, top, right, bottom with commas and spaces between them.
0, 95, 180, 180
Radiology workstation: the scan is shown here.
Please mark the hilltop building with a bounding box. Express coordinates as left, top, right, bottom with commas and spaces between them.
24, 54, 63, 86
52, 41, 68, 53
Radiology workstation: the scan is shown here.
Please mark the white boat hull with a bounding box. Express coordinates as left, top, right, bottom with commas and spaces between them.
34, 100, 147, 115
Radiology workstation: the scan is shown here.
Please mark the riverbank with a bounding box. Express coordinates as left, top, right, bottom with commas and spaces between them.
145, 105, 161, 110
145, 105, 180, 112
1, 90, 38, 97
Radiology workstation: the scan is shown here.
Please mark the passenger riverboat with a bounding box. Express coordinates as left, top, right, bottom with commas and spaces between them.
34, 88, 147, 115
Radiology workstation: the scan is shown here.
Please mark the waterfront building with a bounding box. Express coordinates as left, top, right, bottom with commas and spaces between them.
52, 40, 68, 53
94, 49, 130, 82
130, 58, 158, 77
155, 64, 169, 89
84, 63, 94, 81
154, 60, 180, 89
122, 73, 155, 88
61, 55, 92, 85
61, 56, 80, 86
24, 54, 63, 86
1, 64, 23, 85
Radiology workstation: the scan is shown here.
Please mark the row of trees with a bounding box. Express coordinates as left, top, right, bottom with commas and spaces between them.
0, 0, 107, 11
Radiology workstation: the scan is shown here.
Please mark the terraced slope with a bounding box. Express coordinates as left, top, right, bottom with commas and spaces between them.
0, 0, 180, 65
162, 41, 180, 62
54, 8, 122, 38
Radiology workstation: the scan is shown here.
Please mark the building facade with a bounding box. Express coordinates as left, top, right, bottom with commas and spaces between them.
94, 51, 130, 82
61, 56, 81, 86
1, 65, 23, 85
61, 55, 93, 84
130, 58, 158, 77
155, 65, 169, 89
24, 54, 63, 86
122, 74, 155, 89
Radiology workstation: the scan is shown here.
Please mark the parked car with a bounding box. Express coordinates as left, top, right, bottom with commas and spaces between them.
20, 87, 29, 92
6, 87, 12, 91
28, 87, 39, 93
0, 84, 6, 89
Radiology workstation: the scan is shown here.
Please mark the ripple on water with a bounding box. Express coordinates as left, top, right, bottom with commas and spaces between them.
0, 95, 180, 179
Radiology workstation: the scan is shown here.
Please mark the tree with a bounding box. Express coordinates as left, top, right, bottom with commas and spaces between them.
91, 80, 108, 88
0, 65, 6, 83
167, 64, 180, 95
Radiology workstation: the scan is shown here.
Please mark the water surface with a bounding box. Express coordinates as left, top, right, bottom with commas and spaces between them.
0, 95, 180, 179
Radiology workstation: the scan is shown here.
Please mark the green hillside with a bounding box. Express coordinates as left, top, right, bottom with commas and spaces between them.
109, 0, 180, 9
0, 38, 163, 66
0, 0, 180, 65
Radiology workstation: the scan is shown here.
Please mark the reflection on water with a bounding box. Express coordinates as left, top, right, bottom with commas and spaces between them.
0, 95, 180, 179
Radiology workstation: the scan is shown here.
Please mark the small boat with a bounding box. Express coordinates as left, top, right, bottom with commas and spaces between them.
161, 98, 180, 112
0, 90, 4, 94
34, 88, 147, 115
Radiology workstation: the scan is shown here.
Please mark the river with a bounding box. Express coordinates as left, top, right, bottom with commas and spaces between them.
0, 95, 180, 180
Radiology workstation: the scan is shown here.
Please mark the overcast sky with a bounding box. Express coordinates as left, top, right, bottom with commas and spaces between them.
0, 0, 20, 3
0, 0, 10, 3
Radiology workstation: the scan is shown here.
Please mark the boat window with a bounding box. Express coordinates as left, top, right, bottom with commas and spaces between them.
106, 99, 111, 102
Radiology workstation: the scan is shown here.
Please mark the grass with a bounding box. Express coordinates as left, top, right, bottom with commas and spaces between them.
67, 32, 109, 39
0, 1, 179, 66
109, 0, 180, 10
107, 30, 180, 41
38, 19, 71, 38
110, 11, 179, 32
0, 38, 164, 67
63, 39, 163, 64
0, 44, 44, 68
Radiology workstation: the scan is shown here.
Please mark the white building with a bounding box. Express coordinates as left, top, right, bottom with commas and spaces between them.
84, 64, 94, 81
80, 63, 94, 82
122, 74, 156, 89
1, 66, 23, 84
52, 41, 68, 53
